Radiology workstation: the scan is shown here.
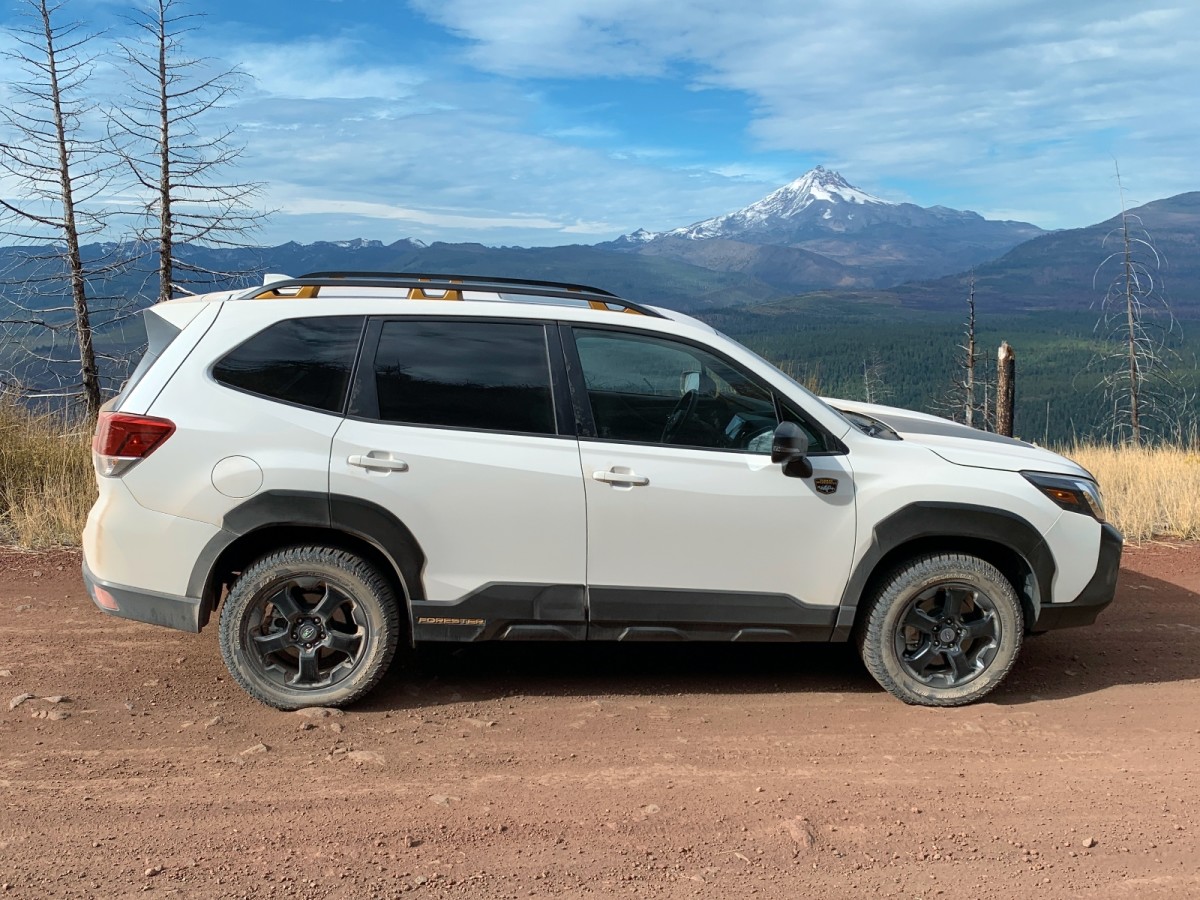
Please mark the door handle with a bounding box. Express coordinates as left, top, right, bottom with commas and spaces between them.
592, 469, 649, 487
348, 453, 409, 472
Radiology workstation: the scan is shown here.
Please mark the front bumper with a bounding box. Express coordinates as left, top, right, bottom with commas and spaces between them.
1034, 522, 1123, 631
83, 559, 203, 633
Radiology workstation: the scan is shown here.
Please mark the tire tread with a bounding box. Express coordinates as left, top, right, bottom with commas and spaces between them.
218, 545, 401, 710
856, 553, 1023, 707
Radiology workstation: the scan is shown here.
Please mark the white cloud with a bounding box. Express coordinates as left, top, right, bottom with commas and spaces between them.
5, 0, 1196, 246
276, 194, 613, 233
236, 39, 424, 101
410, 0, 1200, 229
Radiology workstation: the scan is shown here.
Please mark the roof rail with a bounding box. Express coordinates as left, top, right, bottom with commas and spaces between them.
301, 271, 621, 297
238, 272, 664, 317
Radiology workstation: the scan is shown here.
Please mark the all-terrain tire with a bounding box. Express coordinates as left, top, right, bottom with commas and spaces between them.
218, 546, 401, 710
856, 553, 1023, 707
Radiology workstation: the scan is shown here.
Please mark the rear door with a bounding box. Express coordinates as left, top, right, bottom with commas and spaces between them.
330, 317, 588, 641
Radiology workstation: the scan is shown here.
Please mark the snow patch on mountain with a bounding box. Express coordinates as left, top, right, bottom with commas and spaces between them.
625, 166, 894, 243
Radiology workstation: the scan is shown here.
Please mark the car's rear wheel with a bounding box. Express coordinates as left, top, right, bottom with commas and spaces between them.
218, 546, 401, 710
857, 553, 1023, 706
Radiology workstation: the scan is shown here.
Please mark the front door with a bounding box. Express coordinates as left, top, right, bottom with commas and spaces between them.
566, 326, 857, 640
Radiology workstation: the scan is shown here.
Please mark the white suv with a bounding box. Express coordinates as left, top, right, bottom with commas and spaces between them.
83, 272, 1121, 709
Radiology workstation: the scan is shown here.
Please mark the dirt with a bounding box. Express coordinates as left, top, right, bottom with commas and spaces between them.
1, 546, 1199, 899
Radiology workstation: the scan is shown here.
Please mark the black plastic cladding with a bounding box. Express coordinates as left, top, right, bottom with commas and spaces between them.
832, 502, 1056, 639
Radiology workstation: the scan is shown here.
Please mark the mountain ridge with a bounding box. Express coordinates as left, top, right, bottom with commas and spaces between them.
602, 166, 1044, 291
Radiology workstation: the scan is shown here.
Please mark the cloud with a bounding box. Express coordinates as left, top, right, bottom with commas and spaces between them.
410, 0, 1200, 228
275, 194, 614, 233
236, 39, 424, 101
4, 0, 1196, 246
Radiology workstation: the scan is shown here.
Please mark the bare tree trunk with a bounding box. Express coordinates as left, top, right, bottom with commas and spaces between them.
964, 277, 976, 428
1, 2, 124, 414
109, 0, 267, 302
40, 0, 99, 418
1121, 210, 1140, 446
1091, 163, 1183, 446
996, 341, 1015, 437
156, 0, 172, 303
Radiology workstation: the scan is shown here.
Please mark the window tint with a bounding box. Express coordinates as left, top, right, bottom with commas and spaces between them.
212, 316, 363, 412
367, 320, 554, 434
572, 329, 780, 451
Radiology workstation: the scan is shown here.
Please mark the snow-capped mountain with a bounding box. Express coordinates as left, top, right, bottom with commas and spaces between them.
657, 166, 892, 241
607, 167, 1044, 290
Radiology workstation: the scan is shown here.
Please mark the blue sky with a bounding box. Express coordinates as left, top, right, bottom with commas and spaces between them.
2, 0, 1198, 246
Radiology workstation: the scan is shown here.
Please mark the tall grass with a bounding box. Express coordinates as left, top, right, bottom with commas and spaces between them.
1064, 442, 1200, 542
0, 400, 95, 548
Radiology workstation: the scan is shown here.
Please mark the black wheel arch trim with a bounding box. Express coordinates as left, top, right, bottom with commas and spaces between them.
832, 501, 1055, 641
188, 490, 426, 631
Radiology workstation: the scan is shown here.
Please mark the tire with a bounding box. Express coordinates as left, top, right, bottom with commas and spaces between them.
856, 553, 1023, 707
218, 546, 401, 710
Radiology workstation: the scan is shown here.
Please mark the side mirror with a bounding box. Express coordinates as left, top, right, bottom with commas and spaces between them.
771, 421, 813, 479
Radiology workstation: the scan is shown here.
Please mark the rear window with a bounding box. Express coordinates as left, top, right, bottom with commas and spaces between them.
357, 319, 555, 434
212, 316, 364, 413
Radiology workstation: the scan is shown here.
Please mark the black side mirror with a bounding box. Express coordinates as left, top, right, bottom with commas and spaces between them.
771, 421, 813, 478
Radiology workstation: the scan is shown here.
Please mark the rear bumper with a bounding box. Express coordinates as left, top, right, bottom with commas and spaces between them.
82, 559, 202, 633
1034, 522, 1123, 631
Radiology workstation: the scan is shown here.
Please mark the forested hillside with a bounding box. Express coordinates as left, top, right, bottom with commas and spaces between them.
705, 299, 1200, 445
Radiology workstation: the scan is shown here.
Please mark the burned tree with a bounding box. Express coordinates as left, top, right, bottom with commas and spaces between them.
961, 275, 977, 427
1091, 167, 1186, 446
0, 0, 116, 419
108, 0, 267, 302
933, 274, 988, 428
996, 341, 1015, 437
861, 350, 890, 405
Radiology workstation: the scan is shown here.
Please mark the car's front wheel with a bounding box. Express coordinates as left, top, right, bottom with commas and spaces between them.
857, 553, 1023, 706
218, 546, 401, 710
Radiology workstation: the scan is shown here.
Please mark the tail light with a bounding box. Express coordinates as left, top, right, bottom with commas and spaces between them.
92, 412, 176, 477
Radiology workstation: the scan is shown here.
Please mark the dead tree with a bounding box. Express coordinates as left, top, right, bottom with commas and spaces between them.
108, 0, 267, 302
0, 0, 116, 419
996, 341, 1015, 437
861, 350, 890, 405
962, 276, 977, 427
1091, 165, 1187, 446
932, 275, 986, 427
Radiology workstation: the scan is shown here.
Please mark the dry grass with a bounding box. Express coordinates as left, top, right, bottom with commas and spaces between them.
1064, 442, 1200, 542
0, 400, 95, 548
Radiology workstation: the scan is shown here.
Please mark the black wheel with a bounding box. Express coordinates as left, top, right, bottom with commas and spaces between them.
856, 553, 1023, 707
218, 546, 401, 710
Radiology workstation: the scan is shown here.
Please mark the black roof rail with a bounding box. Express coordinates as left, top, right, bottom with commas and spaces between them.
241, 272, 665, 318
300, 271, 621, 298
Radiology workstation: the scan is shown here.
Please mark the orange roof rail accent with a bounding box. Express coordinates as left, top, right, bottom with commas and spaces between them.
588, 299, 646, 315
408, 287, 464, 300
249, 284, 319, 300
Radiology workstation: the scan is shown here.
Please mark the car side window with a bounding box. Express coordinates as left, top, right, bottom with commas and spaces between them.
571, 328, 782, 452
360, 319, 556, 435
212, 316, 364, 413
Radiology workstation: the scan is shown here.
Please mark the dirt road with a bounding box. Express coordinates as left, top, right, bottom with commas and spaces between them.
1, 546, 1198, 898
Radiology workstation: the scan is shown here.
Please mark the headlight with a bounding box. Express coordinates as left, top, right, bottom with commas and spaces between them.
1022, 472, 1106, 522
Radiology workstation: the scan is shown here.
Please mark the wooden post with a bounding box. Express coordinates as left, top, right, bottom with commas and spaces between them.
996, 342, 1015, 437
